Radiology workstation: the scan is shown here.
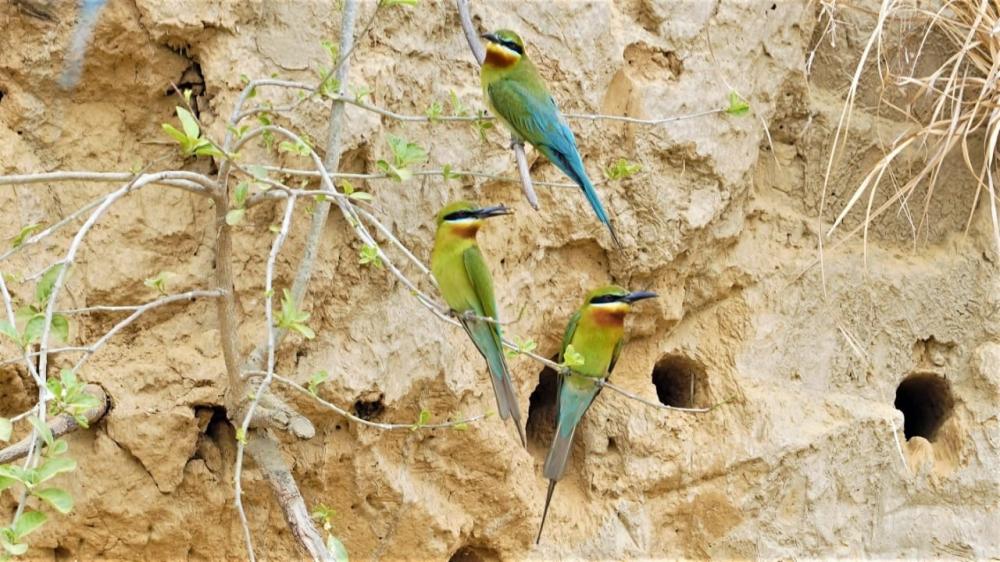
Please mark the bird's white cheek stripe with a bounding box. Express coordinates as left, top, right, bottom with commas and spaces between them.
446, 218, 479, 225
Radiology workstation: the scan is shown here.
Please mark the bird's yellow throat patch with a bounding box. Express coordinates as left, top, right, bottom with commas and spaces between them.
485, 43, 520, 68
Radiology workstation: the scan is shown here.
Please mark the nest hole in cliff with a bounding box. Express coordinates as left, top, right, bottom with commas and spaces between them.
448, 545, 500, 562
651, 354, 708, 408
525, 354, 561, 454
353, 394, 385, 421
894, 372, 954, 441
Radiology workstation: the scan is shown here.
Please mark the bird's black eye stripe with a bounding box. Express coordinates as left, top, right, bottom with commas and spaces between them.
589, 294, 623, 304
444, 210, 477, 221
501, 39, 523, 55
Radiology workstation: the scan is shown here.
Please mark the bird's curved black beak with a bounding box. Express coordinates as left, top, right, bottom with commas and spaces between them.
472, 204, 512, 220
623, 290, 658, 303
481, 32, 500, 44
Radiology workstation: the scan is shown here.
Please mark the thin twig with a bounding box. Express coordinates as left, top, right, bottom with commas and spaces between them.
270, 374, 487, 431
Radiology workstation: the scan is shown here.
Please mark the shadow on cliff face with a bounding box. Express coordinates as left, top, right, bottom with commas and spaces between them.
525, 355, 560, 457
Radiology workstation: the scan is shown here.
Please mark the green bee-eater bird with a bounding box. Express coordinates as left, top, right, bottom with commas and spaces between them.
431, 201, 526, 447
536, 285, 658, 543
480, 30, 622, 248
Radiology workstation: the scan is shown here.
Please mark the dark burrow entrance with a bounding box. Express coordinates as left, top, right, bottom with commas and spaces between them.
525, 355, 560, 455
651, 354, 708, 408
894, 373, 954, 441
448, 545, 500, 562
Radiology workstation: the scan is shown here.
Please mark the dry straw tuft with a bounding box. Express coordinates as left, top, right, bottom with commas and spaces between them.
823, 0, 1000, 259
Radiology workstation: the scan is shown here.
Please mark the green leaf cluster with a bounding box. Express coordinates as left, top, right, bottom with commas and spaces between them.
307, 370, 330, 396
339, 180, 373, 202
504, 335, 538, 358
0, 265, 71, 349
143, 271, 173, 295
376, 135, 428, 182
276, 289, 315, 339
8, 224, 42, 250
358, 245, 382, 269
0, 416, 78, 556
47, 370, 101, 428
605, 158, 641, 181
162, 107, 224, 158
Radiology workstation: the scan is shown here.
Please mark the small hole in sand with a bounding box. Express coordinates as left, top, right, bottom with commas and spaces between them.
651, 354, 707, 408
448, 545, 499, 562
526, 354, 560, 454
353, 396, 384, 421
894, 373, 954, 441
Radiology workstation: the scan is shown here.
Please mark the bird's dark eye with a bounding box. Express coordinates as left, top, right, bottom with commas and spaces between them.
444, 210, 476, 221
500, 39, 523, 55
589, 294, 622, 304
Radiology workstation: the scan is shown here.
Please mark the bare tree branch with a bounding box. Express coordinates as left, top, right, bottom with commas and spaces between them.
246, 431, 332, 561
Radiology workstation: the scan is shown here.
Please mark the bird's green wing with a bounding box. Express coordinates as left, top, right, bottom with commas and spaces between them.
559, 308, 582, 361
487, 79, 563, 147
462, 246, 498, 325
608, 337, 624, 376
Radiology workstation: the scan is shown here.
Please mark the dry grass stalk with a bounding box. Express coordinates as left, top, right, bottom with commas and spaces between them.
824, 0, 1000, 260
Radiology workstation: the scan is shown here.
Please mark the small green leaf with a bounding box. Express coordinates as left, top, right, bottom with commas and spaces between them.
143, 272, 172, 295
161, 123, 188, 145
381, 0, 418, 6
0, 418, 11, 442
562, 344, 586, 370
348, 191, 373, 202
307, 371, 330, 396
358, 245, 382, 269
235, 428, 247, 444
505, 336, 538, 358
354, 85, 372, 103
0, 465, 32, 486
451, 420, 468, 431
441, 164, 460, 181
33, 487, 73, 514
50, 314, 69, 342
0, 321, 19, 347
725, 91, 750, 117
472, 118, 493, 142
327, 534, 349, 562
225, 209, 246, 226
605, 158, 642, 181
425, 100, 443, 122
23, 315, 44, 345
411, 409, 431, 430
0, 534, 28, 556
0, 475, 16, 492
386, 135, 428, 169
277, 289, 314, 340
321, 40, 339, 64
35, 263, 64, 306
48, 439, 69, 456
10, 223, 42, 249
176, 106, 200, 139
36, 457, 76, 484
448, 90, 468, 116
27, 416, 53, 448
278, 139, 312, 157
234, 182, 250, 207
311, 503, 335, 527
13, 510, 47, 540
